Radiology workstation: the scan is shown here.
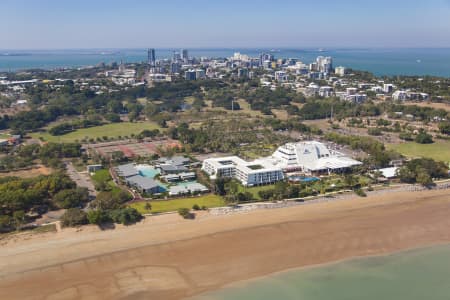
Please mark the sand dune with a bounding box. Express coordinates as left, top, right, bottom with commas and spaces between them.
1, 189, 450, 299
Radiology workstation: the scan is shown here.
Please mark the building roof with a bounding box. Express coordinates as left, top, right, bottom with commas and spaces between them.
377, 167, 398, 178
268, 141, 362, 171
115, 163, 139, 178
158, 156, 190, 166
159, 164, 188, 173
179, 172, 196, 177
126, 175, 162, 191
169, 182, 208, 195
204, 156, 281, 174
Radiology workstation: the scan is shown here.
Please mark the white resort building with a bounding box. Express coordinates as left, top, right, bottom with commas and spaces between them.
202, 141, 361, 186
202, 156, 284, 187
268, 141, 362, 173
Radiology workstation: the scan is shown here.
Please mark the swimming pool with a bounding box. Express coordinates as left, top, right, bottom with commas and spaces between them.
289, 176, 320, 183
136, 164, 160, 178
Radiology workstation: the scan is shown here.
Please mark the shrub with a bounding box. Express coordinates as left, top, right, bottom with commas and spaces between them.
415, 132, 433, 144
368, 127, 383, 136
109, 208, 142, 225
354, 188, 367, 197
192, 204, 201, 211
87, 209, 111, 225
60, 208, 88, 227
178, 208, 193, 219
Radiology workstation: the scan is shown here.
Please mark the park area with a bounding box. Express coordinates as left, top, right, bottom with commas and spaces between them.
129, 194, 225, 214
387, 140, 450, 163
30, 122, 161, 143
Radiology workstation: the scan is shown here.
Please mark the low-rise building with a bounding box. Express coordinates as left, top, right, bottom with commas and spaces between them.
202, 156, 284, 187
126, 175, 165, 194
115, 163, 139, 178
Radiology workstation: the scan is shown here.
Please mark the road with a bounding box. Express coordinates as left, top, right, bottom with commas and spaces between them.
65, 162, 97, 198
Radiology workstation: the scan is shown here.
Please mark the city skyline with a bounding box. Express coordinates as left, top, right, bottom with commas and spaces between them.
1, 0, 450, 49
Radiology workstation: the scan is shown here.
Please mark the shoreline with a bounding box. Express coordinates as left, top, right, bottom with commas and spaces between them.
190, 242, 450, 299
1, 188, 450, 299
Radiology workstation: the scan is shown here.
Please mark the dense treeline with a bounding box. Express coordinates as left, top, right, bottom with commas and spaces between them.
49, 119, 103, 136
298, 99, 381, 120
243, 87, 305, 114
386, 104, 449, 120
168, 120, 292, 153
0, 143, 82, 170
324, 132, 401, 168
1, 80, 225, 134
0, 173, 88, 232
397, 158, 448, 186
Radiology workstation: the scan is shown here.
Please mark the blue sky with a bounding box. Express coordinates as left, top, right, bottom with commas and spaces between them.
1, 0, 450, 49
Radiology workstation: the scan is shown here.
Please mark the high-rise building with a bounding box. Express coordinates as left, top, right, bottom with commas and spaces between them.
172, 51, 181, 62
185, 70, 197, 80
237, 68, 248, 78
316, 56, 333, 73
170, 62, 181, 74
181, 49, 189, 62
259, 53, 274, 66
335, 66, 346, 76
148, 48, 156, 73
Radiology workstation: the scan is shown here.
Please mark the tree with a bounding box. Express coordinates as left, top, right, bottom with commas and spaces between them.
87, 209, 110, 225
53, 187, 89, 209
397, 166, 416, 183
60, 208, 88, 227
416, 168, 433, 186
144, 202, 152, 211
91, 192, 122, 210
109, 208, 142, 225
213, 177, 227, 196
438, 122, 450, 135
178, 208, 193, 219
0, 215, 12, 232
415, 132, 433, 144
13, 210, 26, 230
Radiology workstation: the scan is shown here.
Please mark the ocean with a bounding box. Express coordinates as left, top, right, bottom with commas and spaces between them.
1, 48, 450, 77
193, 244, 450, 300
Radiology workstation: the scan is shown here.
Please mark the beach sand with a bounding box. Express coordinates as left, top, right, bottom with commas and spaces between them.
1, 188, 450, 299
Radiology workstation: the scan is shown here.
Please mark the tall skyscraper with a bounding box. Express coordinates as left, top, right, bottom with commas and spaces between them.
181, 49, 189, 62
148, 48, 156, 72
316, 56, 333, 73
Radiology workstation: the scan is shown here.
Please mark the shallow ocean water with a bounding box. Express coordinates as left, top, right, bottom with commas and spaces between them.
193, 244, 450, 300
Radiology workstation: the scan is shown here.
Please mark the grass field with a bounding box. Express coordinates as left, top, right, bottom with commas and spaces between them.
129, 194, 226, 214
387, 140, 450, 163
30, 122, 161, 143
91, 169, 111, 184
237, 184, 277, 200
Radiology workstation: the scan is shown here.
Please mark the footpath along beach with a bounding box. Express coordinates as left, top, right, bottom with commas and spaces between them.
1, 186, 450, 299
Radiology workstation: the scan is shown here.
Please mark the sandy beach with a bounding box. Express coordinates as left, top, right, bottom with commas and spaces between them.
1, 188, 450, 299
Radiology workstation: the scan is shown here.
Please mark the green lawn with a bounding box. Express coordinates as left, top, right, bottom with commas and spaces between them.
129, 194, 225, 214
387, 140, 450, 163
91, 169, 111, 184
30, 122, 161, 143
237, 184, 277, 200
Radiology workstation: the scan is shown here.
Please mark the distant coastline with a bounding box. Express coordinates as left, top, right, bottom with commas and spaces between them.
1, 48, 450, 77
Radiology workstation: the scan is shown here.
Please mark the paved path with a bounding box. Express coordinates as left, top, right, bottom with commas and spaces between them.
65, 162, 97, 198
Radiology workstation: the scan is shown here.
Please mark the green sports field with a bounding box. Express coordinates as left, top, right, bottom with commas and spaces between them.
129, 194, 225, 214
387, 140, 450, 163
30, 122, 161, 143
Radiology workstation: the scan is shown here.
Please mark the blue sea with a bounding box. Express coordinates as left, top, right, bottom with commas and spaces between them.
1, 48, 450, 77
193, 244, 450, 300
